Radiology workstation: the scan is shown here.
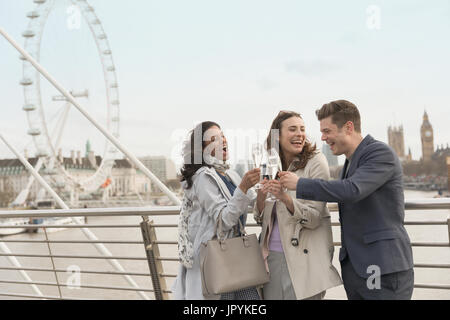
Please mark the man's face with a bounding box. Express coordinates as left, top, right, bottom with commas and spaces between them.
320, 116, 349, 156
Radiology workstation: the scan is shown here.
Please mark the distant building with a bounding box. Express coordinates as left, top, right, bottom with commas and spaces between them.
447, 156, 450, 192
0, 151, 153, 206
388, 125, 406, 160
139, 156, 177, 191
110, 158, 151, 197
321, 143, 338, 167
421, 111, 434, 162
406, 148, 413, 162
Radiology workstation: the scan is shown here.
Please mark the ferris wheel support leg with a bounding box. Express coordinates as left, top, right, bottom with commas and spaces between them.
12, 158, 43, 206
0, 133, 150, 300
0, 27, 181, 206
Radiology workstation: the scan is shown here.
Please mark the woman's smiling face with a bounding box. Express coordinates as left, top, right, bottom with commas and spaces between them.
279, 116, 306, 157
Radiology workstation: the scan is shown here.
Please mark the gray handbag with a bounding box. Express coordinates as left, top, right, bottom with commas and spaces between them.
199, 212, 270, 296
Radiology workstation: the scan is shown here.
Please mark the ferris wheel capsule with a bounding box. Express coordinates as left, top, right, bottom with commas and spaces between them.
20, 78, 33, 86
28, 128, 41, 136
22, 30, 36, 38
23, 104, 37, 111
27, 11, 40, 19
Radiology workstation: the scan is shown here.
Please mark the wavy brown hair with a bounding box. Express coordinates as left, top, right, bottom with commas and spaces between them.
266, 111, 317, 171
180, 121, 220, 189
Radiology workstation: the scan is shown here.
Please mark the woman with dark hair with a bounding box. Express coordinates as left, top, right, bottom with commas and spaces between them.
254, 111, 342, 300
173, 121, 261, 300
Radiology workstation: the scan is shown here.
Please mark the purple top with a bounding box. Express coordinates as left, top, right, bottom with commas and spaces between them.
268, 206, 284, 252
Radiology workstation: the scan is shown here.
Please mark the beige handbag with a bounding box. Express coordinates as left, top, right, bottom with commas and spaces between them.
199, 212, 269, 296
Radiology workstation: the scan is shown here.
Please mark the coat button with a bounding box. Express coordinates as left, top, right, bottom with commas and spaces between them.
303, 249, 308, 254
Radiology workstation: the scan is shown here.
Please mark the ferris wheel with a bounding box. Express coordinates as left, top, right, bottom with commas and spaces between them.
18, 0, 120, 203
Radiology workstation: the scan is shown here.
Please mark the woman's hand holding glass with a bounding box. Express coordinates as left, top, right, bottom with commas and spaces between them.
252, 143, 264, 189
256, 178, 270, 214
238, 168, 261, 194
256, 178, 270, 197
266, 179, 288, 202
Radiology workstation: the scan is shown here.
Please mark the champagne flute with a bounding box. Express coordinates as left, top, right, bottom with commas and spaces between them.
266, 148, 281, 201
252, 143, 263, 189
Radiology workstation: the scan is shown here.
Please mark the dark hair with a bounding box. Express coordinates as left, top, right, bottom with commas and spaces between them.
266, 111, 317, 171
315, 100, 361, 133
180, 121, 220, 189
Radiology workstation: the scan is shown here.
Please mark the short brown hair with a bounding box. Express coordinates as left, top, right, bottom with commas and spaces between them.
266, 111, 317, 171
316, 100, 361, 133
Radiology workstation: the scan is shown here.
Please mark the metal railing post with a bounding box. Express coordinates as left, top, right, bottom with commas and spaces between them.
447, 216, 450, 245
140, 217, 169, 300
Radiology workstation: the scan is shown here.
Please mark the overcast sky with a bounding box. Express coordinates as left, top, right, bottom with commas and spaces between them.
1, 0, 449, 168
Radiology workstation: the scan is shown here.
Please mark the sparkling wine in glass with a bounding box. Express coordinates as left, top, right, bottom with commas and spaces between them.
266, 148, 281, 201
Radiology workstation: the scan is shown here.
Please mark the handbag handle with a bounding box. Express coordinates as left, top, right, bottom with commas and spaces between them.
215, 211, 247, 241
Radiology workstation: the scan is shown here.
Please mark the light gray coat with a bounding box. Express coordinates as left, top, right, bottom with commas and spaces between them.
172, 166, 256, 300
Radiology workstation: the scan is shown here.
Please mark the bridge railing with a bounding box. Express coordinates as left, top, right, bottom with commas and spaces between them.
0, 198, 449, 299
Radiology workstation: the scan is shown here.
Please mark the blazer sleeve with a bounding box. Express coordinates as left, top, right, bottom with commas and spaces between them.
296, 143, 396, 203
195, 172, 252, 232
288, 153, 330, 229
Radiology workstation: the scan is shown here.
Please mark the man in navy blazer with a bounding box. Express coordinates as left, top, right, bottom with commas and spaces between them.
280, 100, 414, 300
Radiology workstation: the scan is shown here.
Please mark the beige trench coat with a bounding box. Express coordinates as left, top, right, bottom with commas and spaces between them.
254, 152, 342, 300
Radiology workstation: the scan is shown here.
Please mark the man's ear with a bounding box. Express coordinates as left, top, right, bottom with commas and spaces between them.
345, 121, 354, 134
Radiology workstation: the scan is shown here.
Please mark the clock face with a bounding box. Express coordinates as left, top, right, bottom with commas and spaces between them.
425, 130, 432, 137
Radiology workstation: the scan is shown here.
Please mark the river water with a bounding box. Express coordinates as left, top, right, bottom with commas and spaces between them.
0, 190, 448, 300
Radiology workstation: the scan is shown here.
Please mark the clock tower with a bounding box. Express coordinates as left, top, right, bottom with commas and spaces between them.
420, 111, 434, 162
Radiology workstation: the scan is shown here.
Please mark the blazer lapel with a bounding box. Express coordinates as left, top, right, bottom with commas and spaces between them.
341, 159, 349, 179
338, 135, 373, 226
345, 135, 374, 178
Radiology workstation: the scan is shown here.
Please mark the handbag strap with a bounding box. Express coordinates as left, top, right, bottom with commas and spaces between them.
215, 211, 247, 241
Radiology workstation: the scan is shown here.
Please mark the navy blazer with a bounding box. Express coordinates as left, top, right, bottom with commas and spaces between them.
296, 135, 413, 278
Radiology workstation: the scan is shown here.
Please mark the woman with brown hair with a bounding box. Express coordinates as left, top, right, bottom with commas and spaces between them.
254, 111, 342, 300
173, 121, 261, 300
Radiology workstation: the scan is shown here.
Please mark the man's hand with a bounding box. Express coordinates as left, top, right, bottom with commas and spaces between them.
279, 171, 300, 191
